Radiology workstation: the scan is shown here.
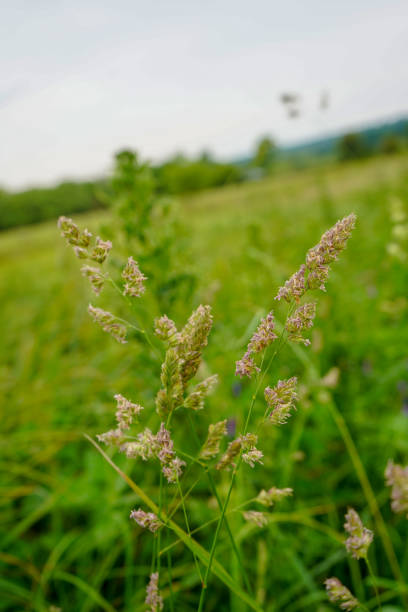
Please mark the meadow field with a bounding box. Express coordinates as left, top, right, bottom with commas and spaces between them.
1, 154, 408, 611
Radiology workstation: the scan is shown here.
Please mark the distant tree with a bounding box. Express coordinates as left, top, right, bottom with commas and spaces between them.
199, 150, 214, 163
379, 133, 402, 155
337, 132, 369, 162
253, 136, 277, 170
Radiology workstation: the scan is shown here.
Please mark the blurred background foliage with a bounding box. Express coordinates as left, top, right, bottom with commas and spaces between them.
1, 147, 408, 611
1, 117, 407, 231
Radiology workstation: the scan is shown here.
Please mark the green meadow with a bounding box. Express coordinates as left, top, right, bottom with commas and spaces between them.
1, 154, 408, 611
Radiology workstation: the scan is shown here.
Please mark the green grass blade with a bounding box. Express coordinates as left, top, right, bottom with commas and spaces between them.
85, 434, 263, 612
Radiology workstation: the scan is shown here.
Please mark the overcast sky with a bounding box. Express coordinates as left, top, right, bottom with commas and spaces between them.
1, 0, 407, 189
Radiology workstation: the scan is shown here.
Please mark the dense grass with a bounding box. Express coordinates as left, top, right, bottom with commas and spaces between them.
1, 154, 408, 611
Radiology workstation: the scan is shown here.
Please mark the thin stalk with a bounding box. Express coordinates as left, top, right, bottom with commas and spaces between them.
156, 471, 164, 576
205, 467, 254, 596
185, 412, 253, 595
176, 478, 203, 585
365, 558, 382, 612
107, 275, 162, 359
164, 488, 175, 612
184, 415, 253, 596
197, 308, 293, 611
197, 466, 238, 612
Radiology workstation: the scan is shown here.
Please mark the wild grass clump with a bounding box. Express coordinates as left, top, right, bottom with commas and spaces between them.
57, 210, 408, 610
3, 155, 408, 611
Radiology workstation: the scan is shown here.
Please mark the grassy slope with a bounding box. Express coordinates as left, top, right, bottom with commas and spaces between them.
1, 154, 408, 611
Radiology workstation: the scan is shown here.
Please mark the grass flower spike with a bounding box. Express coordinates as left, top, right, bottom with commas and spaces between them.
184, 374, 219, 411
264, 377, 298, 425
114, 394, 143, 429
145, 572, 163, 611
130, 509, 162, 532
216, 438, 242, 471
285, 302, 316, 346
385, 460, 408, 517
122, 428, 159, 460
276, 213, 356, 299
199, 420, 227, 461
81, 265, 105, 295
243, 511, 268, 527
275, 264, 307, 303
122, 256, 147, 297
324, 577, 359, 610
344, 508, 373, 560
89, 237, 112, 263
236, 311, 277, 378
88, 304, 127, 343
154, 315, 179, 345
256, 487, 293, 506
58, 216, 92, 249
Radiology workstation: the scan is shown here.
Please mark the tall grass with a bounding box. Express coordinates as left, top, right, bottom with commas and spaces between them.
1, 154, 408, 610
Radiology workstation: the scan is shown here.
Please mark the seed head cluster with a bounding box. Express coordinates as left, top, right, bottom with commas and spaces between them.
276, 214, 356, 301
275, 264, 307, 303
88, 304, 127, 344
122, 256, 147, 297
243, 511, 268, 527
89, 237, 112, 264
324, 577, 359, 610
114, 393, 143, 430
285, 302, 316, 346
145, 572, 163, 611
97, 393, 143, 448
385, 460, 408, 517
184, 375, 219, 411
130, 509, 162, 533
236, 312, 277, 378
264, 377, 298, 425
155, 306, 215, 417
216, 432, 262, 471
199, 420, 227, 461
80, 266, 105, 296
256, 487, 293, 507
101, 420, 186, 484
344, 508, 373, 560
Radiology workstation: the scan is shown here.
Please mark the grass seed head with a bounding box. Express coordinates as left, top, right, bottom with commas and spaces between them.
145, 572, 163, 611
243, 511, 268, 527
344, 507, 373, 560
122, 256, 147, 297
114, 393, 143, 430
88, 304, 127, 343
89, 237, 112, 264
275, 264, 307, 303
324, 577, 359, 610
154, 315, 179, 346
200, 420, 227, 461
216, 438, 242, 471
256, 487, 293, 507
130, 509, 162, 532
385, 460, 408, 517
58, 216, 92, 248
184, 374, 219, 411
236, 312, 277, 378
265, 377, 298, 425
81, 265, 105, 295
285, 302, 316, 346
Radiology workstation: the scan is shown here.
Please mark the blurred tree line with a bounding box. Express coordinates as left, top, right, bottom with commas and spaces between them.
0, 154, 245, 231
1, 120, 407, 230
